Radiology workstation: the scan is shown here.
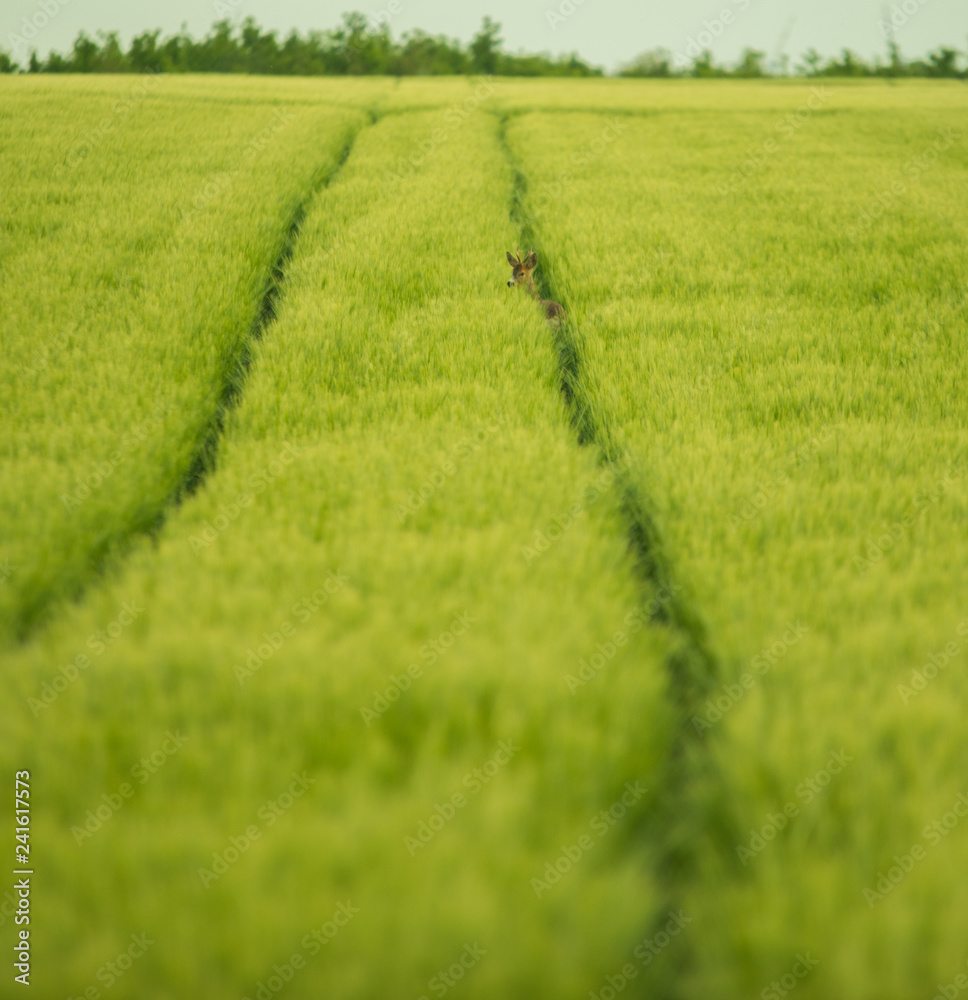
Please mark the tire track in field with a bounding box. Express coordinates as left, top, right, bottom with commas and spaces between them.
497, 111, 719, 1000
13, 116, 372, 644
178, 117, 372, 500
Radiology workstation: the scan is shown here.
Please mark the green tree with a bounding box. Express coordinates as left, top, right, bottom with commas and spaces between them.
194, 20, 239, 72
128, 29, 163, 73
885, 40, 905, 76
691, 50, 724, 77
797, 47, 823, 76
70, 32, 100, 72
470, 17, 501, 74
824, 48, 870, 76
619, 48, 676, 78
94, 30, 128, 71
734, 47, 766, 77
240, 17, 280, 73
926, 46, 959, 77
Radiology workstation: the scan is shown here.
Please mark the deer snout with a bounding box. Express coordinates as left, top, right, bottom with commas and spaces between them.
507, 278, 515, 287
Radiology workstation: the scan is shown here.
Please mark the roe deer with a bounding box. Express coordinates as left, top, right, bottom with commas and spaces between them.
506, 248, 566, 325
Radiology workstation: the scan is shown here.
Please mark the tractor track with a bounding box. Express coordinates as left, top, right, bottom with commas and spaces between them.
12, 115, 373, 643
497, 109, 720, 1000
177, 119, 369, 501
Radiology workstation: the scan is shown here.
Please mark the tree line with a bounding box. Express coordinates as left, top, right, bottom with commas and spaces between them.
621, 43, 965, 78
1, 15, 597, 77
0, 14, 965, 79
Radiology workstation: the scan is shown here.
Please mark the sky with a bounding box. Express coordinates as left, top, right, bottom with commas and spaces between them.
3, 0, 967, 73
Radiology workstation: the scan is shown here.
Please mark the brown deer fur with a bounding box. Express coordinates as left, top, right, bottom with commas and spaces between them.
506, 248, 566, 325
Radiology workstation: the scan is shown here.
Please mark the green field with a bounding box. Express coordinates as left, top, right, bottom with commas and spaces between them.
2, 74, 967, 999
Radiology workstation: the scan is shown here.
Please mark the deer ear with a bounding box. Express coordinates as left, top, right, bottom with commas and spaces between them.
524, 251, 538, 269
506, 251, 519, 266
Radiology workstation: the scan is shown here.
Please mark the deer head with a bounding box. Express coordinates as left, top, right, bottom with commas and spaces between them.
506, 247, 539, 293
